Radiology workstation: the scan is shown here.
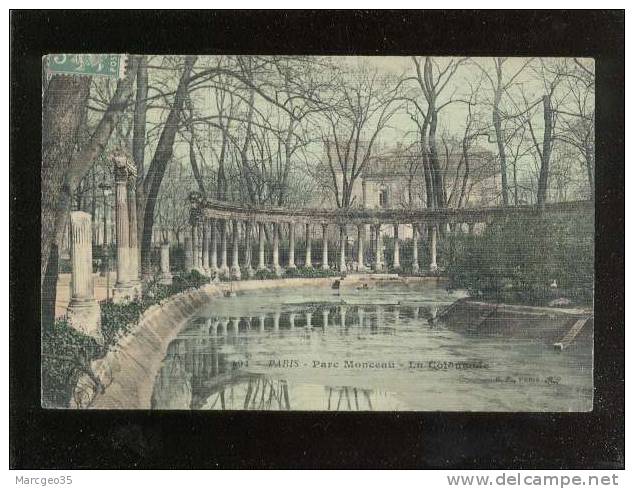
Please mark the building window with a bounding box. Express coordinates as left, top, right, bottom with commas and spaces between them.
379, 187, 389, 208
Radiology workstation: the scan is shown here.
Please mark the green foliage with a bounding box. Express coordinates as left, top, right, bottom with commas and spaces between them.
254, 269, 280, 280
42, 269, 213, 407
57, 258, 72, 273
100, 300, 145, 345
446, 214, 594, 306
41, 319, 104, 408
284, 266, 340, 278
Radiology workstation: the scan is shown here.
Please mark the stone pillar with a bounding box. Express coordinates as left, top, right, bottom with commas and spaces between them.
340, 305, 348, 328
358, 307, 365, 328
67, 211, 102, 342
231, 317, 240, 336
245, 221, 254, 278
273, 311, 280, 331
362, 179, 367, 208
257, 222, 266, 270
429, 224, 438, 272
209, 220, 218, 275
304, 223, 312, 268
411, 224, 420, 273
220, 219, 229, 277
321, 223, 329, 270
356, 224, 365, 271
272, 222, 282, 276
126, 175, 141, 284
374, 224, 383, 272
195, 220, 205, 274
113, 163, 135, 303
289, 312, 296, 330
160, 243, 172, 285
202, 219, 210, 275
339, 225, 347, 273
287, 222, 296, 269
258, 315, 266, 333
184, 234, 193, 272
392, 223, 400, 269
322, 308, 329, 329
230, 219, 241, 280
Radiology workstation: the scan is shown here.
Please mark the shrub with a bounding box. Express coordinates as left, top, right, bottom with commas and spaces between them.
254, 269, 280, 280
41, 319, 104, 408
446, 213, 594, 306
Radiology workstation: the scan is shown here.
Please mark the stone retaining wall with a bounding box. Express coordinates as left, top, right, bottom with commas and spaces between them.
438, 298, 593, 343
75, 275, 445, 409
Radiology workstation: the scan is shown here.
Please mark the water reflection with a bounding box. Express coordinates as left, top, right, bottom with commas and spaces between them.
150, 285, 592, 411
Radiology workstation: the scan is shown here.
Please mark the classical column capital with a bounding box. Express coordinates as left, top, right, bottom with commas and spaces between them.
111, 148, 136, 181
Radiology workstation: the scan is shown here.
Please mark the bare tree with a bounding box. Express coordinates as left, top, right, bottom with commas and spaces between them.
472, 57, 532, 206
317, 63, 401, 208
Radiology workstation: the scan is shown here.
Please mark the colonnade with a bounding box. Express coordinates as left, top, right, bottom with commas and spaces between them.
111, 153, 142, 302
183, 216, 453, 278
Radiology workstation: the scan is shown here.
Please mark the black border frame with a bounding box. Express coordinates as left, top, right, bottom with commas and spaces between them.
10, 10, 625, 469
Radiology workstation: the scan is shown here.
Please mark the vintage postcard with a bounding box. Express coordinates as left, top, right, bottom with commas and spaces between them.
41, 54, 595, 412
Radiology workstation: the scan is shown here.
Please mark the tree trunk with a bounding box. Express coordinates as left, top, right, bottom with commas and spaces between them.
141, 56, 197, 277
41, 75, 91, 283
493, 90, 510, 206
41, 60, 139, 330
585, 142, 595, 199
428, 110, 446, 208
536, 95, 554, 208
133, 55, 148, 259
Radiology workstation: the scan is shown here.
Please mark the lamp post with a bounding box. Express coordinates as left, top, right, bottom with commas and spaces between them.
99, 182, 112, 301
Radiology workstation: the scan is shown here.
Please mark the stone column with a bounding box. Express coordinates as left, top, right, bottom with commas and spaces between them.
321, 223, 329, 270
245, 221, 254, 278
392, 223, 400, 269
209, 220, 218, 276
339, 225, 347, 273
429, 224, 438, 272
257, 222, 266, 270
362, 179, 367, 208
195, 220, 205, 274
340, 305, 348, 328
220, 219, 229, 277
304, 223, 312, 268
356, 224, 365, 271
67, 211, 102, 342
258, 315, 266, 333
202, 219, 210, 276
126, 175, 141, 284
230, 219, 241, 280
357, 307, 365, 328
272, 222, 282, 276
322, 308, 329, 329
160, 243, 172, 285
374, 224, 383, 272
113, 163, 135, 303
184, 234, 193, 272
411, 224, 420, 273
287, 222, 296, 269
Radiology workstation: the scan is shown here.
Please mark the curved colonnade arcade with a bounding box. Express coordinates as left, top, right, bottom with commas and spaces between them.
184, 192, 594, 280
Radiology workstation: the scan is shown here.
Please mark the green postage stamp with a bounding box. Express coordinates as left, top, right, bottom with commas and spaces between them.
44, 54, 127, 79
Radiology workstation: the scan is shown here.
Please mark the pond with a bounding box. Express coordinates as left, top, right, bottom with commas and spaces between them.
151, 282, 593, 411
